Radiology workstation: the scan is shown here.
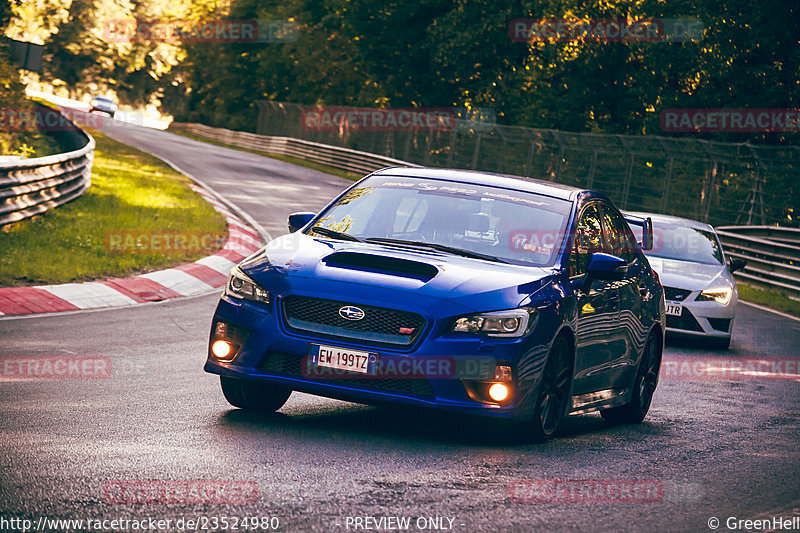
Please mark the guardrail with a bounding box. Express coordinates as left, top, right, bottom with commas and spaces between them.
0, 105, 95, 227
717, 226, 800, 295
169, 122, 416, 174
253, 100, 800, 228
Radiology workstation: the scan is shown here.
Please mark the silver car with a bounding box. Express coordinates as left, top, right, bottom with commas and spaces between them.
90, 95, 118, 118
626, 212, 746, 349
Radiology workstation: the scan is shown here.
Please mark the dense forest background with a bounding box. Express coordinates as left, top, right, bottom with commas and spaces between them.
3, 0, 799, 143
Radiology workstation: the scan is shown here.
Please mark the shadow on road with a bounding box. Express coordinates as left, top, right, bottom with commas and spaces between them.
211, 401, 665, 449
665, 334, 731, 352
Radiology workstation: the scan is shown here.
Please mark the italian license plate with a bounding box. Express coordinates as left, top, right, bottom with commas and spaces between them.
309, 344, 378, 375
665, 302, 683, 317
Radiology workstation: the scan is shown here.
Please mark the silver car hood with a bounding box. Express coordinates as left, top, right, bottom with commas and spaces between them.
646, 256, 729, 291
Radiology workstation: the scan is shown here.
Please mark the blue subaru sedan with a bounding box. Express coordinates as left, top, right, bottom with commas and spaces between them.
205, 168, 665, 441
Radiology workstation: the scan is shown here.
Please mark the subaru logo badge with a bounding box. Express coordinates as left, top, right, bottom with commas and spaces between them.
339, 305, 365, 321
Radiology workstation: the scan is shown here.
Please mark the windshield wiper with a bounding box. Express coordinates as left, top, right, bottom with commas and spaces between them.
309, 226, 363, 242
364, 238, 508, 264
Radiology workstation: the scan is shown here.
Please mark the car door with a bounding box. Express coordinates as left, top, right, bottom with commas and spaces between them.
599, 204, 645, 387
569, 203, 623, 396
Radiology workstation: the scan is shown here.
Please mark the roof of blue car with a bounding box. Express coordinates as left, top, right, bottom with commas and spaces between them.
373, 167, 584, 200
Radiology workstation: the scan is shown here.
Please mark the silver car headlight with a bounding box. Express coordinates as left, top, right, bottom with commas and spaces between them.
697, 287, 732, 305
451, 308, 538, 338
225, 266, 270, 303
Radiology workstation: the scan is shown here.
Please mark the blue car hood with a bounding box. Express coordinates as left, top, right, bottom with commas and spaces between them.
239, 233, 556, 312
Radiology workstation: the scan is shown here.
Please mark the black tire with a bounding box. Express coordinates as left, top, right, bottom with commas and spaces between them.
601, 332, 661, 425
220, 376, 291, 412
519, 336, 572, 442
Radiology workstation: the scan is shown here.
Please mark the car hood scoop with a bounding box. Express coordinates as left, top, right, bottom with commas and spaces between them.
322, 252, 439, 282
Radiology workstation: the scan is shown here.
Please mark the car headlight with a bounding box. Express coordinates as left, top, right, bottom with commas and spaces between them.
697, 287, 732, 305
225, 266, 270, 303
451, 308, 538, 338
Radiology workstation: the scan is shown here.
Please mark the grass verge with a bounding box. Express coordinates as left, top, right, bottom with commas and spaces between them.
171, 129, 362, 182
0, 128, 228, 286
738, 283, 800, 318
0, 129, 61, 158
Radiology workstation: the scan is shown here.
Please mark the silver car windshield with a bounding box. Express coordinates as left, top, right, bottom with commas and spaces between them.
308, 176, 573, 266
647, 221, 724, 265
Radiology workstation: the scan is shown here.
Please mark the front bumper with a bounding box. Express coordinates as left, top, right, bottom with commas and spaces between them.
665, 294, 736, 339
204, 292, 554, 420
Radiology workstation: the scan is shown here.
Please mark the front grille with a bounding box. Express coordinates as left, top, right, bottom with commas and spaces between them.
282, 295, 425, 346
666, 309, 704, 332
663, 286, 692, 302
259, 351, 435, 397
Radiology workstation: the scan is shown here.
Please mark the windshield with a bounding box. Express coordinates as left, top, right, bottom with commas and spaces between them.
646, 221, 724, 265
307, 176, 573, 266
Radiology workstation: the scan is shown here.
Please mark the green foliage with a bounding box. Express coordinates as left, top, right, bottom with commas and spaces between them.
159, 0, 799, 145
0, 2, 60, 156
7, 0, 800, 143
0, 0, 10, 30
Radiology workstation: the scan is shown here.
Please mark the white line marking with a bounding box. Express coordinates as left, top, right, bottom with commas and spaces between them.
227, 230, 261, 249
139, 269, 215, 296
196, 255, 238, 275
39, 282, 138, 309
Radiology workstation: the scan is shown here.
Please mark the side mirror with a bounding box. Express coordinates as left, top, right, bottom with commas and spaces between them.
583, 253, 628, 291
287, 212, 315, 233
642, 217, 654, 251
729, 257, 747, 273
623, 214, 654, 250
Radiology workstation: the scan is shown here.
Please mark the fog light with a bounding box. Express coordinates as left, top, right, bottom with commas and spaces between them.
211, 340, 232, 359
488, 383, 509, 402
